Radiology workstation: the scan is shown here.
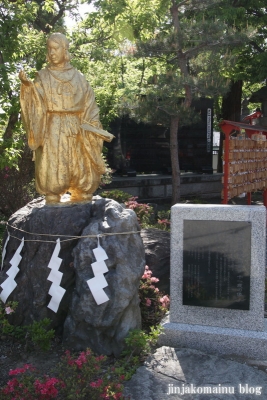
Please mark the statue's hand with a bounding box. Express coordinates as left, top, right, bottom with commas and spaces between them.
19, 69, 32, 86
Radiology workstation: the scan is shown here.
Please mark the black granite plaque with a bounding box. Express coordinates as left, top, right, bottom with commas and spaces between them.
183, 220, 251, 310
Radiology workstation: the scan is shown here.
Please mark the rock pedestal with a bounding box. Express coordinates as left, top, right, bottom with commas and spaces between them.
0, 196, 145, 356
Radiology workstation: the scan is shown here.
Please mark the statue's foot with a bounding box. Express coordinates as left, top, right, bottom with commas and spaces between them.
70, 192, 93, 203
46, 194, 61, 204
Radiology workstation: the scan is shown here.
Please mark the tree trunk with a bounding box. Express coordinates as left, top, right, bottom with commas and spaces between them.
109, 117, 126, 172
221, 79, 243, 121
170, 115, 180, 205
217, 79, 243, 172
3, 112, 19, 140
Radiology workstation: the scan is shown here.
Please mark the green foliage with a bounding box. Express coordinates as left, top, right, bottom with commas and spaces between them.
0, 144, 37, 218
153, 209, 171, 231
99, 146, 113, 187
100, 189, 132, 203
0, 0, 78, 196
0, 301, 55, 351
182, 197, 208, 204
0, 301, 25, 341
0, 323, 162, 399
26, 318, 55, 352
115, 325, 163, 379
123, 326, 163, 358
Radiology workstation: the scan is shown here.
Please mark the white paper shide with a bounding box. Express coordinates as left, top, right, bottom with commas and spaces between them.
87, 237, 109, 305
47, 238, 66, 313
0, 237, 24, 303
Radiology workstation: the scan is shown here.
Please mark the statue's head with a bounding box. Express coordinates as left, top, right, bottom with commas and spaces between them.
46, 33, 71, 66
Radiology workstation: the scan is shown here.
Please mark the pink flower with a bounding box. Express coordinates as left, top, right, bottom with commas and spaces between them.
5, 306, 14, 314
9, 364, 34, 376
142, 266, 152, 279
34, 377, 60, 397
95, 355, 105, 361
146, 298, 151, 307
142, 272, 150, 279
158, 219, 170, 225
3, 378, 19, 393
160, 295, 170, 308
150, 277, 159, 283
90, 378, 103, 388
74, 352, 87, 368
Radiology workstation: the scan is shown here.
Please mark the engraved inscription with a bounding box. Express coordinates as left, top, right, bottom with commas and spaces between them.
183, 220, 251, 310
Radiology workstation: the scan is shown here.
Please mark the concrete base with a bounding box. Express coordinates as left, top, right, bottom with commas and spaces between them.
159, 317, 267, 360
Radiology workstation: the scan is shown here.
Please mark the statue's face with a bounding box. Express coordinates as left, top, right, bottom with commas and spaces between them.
47, 40, 65, 67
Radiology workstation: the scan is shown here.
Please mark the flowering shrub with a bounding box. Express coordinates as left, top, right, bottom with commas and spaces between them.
0, 350, 125, 400
156, 210, 171, 231
125, 197, 154, 227
139, 266, 170, 331
57, 349, 124, 399
99, 189, 171, 231
0, 364, 62, 400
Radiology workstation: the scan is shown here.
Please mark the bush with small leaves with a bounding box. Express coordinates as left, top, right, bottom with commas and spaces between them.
139, 265, 170, 331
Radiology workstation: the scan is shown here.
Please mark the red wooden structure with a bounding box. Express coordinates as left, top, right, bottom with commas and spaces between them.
219, 120, 267, 206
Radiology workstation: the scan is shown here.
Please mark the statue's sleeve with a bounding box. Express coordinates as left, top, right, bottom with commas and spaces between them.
81, 79, 106, 174
20, 74, 46, 150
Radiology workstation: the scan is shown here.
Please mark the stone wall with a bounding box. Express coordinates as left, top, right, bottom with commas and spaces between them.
101, 173, 222, 202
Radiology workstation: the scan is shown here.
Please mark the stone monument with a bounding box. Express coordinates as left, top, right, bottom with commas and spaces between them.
159, 204, 267, 359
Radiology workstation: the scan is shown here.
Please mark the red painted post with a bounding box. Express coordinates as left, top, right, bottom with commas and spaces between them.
223, 131, 230, 204
264, 190, 267, 207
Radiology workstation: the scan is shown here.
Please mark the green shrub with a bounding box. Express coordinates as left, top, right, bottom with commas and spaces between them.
139, 266, 170, 331
26, 318, 55, 352
0, 301, 55, 351
100, 189, 132, 203
125, 197, 155, 227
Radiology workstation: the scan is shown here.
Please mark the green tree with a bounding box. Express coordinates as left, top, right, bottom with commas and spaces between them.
122, 0, 251, 203
208, 1, 267, 172
0, 0, 79, 216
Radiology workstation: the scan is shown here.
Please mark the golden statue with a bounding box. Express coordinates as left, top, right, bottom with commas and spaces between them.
19, 33, 113, 204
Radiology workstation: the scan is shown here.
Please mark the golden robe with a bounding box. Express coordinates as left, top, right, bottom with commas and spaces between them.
20, 65, 106, 198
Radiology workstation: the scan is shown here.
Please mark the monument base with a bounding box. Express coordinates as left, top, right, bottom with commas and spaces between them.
159, 317, 267, 360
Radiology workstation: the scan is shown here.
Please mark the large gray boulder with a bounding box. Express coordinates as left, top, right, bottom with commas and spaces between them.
63, 199, 145, 356
123, 346, 267, 399
0, 196, 145, 356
